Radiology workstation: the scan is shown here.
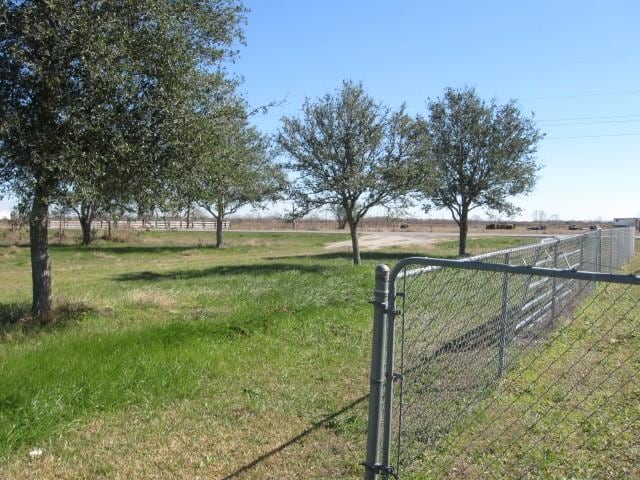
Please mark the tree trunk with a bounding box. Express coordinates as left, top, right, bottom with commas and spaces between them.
215, 205, 224, 249
29, 187, 53, 316
347, 217, 361, 265
58, 216, 64, 244
458, 206, 469, 257
80, 216, 92, 245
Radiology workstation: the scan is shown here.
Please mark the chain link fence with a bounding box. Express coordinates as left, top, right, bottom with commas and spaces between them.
363, 228, 639, 479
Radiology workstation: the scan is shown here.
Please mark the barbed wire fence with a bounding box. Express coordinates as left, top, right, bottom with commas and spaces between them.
363, 227, 639, 479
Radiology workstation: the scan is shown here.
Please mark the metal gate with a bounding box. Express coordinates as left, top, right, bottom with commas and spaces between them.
363, 228, 639, 479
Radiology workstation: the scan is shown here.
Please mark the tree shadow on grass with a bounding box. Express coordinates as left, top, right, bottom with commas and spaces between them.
50, 244, 211, 255
220, 393, 369, 480
1, 243, 219, 255
0, 301, 95, 340
0, 303, 30, 325
113, 262, 328, 282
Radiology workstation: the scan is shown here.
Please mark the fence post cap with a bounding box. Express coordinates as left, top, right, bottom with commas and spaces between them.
375, 264, 390, 275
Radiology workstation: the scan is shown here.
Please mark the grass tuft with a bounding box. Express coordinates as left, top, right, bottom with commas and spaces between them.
1, 301, 94, 341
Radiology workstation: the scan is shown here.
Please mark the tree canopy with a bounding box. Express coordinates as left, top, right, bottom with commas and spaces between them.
278, 80, 429, 264
419, 87, 543, 256
0, 0, 246, 314
186, 101, 287, 248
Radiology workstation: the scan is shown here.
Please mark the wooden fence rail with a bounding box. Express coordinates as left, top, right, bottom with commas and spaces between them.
47, 218, 230, 232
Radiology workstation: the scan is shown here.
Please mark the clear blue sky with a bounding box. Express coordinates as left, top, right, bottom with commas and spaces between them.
232, 0, 640, 221
1, 0, 637, 221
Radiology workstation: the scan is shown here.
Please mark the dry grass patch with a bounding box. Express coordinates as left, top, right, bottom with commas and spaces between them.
127, 289, 178, 309
0, 245, 20, 257
1, 397, 365, 480
93, 251, 116, 260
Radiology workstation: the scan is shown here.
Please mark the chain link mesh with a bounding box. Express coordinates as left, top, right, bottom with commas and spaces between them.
386, 228, 638, 478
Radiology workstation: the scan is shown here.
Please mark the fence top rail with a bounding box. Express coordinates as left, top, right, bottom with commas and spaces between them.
467, 236, 560, 261
392, 227, 635, 281
390, 257, 640, 285
394, 234, 570, 280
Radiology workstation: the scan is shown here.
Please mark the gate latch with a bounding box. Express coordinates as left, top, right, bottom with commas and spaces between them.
368, 299, 387, 310
368, 300, 401, 316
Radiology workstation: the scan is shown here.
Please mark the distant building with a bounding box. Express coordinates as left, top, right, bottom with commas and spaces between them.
613, 218, 640, 231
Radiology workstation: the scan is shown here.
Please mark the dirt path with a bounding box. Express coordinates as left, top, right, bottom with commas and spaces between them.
323, 232, 458, 251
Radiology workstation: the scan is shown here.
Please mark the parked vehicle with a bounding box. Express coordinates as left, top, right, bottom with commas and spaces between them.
486, 223, 516, 230
613, 218, 640, 230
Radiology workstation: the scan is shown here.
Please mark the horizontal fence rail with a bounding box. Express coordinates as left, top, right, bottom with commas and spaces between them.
364, 227, 639, 479
47, 218, 230, 232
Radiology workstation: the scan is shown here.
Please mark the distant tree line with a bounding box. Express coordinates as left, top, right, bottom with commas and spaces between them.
0, 1, 543, 316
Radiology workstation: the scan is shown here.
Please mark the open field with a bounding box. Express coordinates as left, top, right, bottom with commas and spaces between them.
3, 216, 629, 239
0, 231, 533, 479
0, 231, 636, 479
210, 217, 622, 236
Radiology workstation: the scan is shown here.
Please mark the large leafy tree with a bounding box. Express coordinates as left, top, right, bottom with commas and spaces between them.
420, 87, 543, 256
278, 80, 429, 265
0, 0, 245, 315
189, 107, 286, 248
58, 79, 238, 246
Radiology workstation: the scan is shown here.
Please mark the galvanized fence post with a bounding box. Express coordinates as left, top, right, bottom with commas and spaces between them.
364, 265, 390, 480
381, 273, 400, 475
609, 230, 614, 273
615, 230, 620, 269
497, 251, 511, 378
597, 229, 602, 273
550, 240, 560, 322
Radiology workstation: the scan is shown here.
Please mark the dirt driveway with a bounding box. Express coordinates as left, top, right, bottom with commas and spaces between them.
322, 230, 554, 251
323, 231, 458, 251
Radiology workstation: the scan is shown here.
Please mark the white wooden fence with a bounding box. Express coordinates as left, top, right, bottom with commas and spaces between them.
48, 218, 230, 232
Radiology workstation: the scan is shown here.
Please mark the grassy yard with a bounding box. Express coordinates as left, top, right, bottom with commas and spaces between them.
0, 230, 530, 479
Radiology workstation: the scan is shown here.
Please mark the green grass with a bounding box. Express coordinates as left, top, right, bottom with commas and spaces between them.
0, 231, 548, 478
